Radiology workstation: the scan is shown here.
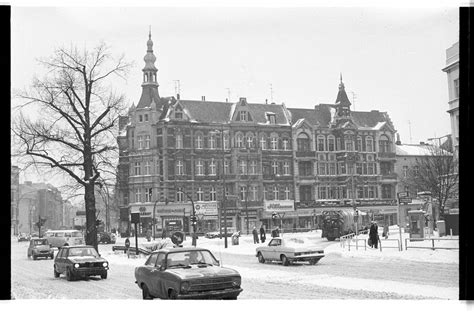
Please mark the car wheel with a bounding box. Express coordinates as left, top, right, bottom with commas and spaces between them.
32, 254, 37, 260
66, 268, 74, 281
281, 255, 289, 266
168, 289, 178, 300
141, 284, 152, 300
27, 253, 30, 259
257, 252, 265, 264
309, 258, 320, 265
54, 265, 60, 278
63, 243, 69, 247
50, 254, 54, 259
101, 272, 108, 279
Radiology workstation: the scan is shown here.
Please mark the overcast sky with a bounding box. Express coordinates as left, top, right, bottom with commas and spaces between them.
11, 4, 459, 186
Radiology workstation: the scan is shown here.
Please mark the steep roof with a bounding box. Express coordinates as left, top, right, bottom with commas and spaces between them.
136, 85, 161, 109
351, 111, 395, 129
288, 106, 331, 126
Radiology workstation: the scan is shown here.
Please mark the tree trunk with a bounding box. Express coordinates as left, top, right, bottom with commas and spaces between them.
85, 183, 98, 252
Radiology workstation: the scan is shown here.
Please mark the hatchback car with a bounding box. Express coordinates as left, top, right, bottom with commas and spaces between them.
28, 238, 54, 260
134, 247, 242, 299
256, 237, 325, 266
53, 245, 109, 281
18, 233, 30, 242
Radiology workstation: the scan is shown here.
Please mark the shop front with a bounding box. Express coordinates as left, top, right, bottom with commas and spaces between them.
194, 201, 218, 234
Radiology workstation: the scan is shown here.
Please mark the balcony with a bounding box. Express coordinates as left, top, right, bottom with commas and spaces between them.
380, 173, 398, 180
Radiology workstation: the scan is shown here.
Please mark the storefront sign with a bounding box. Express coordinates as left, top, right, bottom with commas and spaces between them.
263, 200, 295, 212
195, 201, 218, 216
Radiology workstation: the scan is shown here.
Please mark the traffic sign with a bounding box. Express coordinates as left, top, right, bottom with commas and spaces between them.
399, 197, 412, 204
397, 192, 409, 198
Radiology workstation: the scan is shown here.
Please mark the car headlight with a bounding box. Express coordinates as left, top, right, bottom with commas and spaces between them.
102, 262, 108, 267
232, 276, 241, 287
74, 263, 79, 268
181, 281, 190, 292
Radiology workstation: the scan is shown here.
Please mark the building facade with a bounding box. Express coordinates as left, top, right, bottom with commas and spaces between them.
116, 34, 400, 236
11, 165, 20, 235
442, 41, 459, 159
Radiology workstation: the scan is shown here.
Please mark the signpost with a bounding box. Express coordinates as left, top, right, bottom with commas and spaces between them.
397, 192, 412, 251
130, 212, 140, 256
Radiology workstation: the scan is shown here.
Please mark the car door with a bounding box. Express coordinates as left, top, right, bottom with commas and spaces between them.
55, 248, 65, 273
140, 253, 158, 289
268, 239, 282, 260
151, 252, 166, 298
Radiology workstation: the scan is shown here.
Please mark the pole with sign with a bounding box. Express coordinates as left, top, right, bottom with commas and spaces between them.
130, 212, 140, 255
397, 192, 411, 251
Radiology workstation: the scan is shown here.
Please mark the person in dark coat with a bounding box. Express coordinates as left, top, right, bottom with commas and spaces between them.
369, 221, 379, 248
252, 227, 260, 244
259, 224, 266, 243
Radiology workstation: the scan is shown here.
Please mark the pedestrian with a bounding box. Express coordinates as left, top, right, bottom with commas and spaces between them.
259, 224, 266, 243
369, 221, 379, 249
252, 227, 259, 244
161, 229, 167, 239
271, 226, 280, 238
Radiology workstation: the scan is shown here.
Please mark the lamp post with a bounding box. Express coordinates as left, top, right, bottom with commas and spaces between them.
152, 198, 160, 241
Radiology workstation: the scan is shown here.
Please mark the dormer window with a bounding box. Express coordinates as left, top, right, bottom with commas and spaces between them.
240, 111, 248, 122
175, 108, 183, 119
267, 113, 276, 124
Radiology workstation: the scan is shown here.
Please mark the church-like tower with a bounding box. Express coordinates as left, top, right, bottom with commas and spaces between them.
137, 30, 160, 109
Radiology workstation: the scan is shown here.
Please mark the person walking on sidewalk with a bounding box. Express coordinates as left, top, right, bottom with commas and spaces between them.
252, 227, 259, 244
369, 221, 379, 249
259, 224, 266, 243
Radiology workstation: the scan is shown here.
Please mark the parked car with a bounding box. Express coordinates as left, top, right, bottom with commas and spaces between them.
53, 245, 109, 281
98, 232, 116, 244
44, 230, 84, 248
28, 238, 54, 260
18, 233, 30, 242
134, 247, 242, 299
205, 227, 237, 239
255, 237, 325, 266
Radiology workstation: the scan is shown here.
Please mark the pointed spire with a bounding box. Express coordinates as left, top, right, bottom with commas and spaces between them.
138, 29, 160, 108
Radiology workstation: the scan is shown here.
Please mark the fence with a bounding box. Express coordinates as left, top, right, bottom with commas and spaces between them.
404, 238, 459, 251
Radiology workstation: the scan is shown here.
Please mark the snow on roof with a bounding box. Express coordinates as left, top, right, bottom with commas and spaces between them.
396, 144, 437, 156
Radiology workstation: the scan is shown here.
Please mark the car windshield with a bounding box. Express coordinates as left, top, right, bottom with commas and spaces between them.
166, 250, 219, 268
33, 239, 48, 246
68, 247, 99, 257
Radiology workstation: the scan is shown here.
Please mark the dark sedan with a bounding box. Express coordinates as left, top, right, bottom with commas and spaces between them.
134, 247, 242, 299
53, 245, 109, 281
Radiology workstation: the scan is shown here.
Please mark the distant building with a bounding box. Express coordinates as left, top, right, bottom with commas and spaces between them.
11, 166, 20, 235
442, 41, 459, 159
18, 181, 64, 233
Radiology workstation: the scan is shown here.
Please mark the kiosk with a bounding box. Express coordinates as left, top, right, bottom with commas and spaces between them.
407, 210, 425, 240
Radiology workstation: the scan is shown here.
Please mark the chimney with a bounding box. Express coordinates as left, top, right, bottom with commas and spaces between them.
202, 96, 206, 101
395, 133, 401, 145
420, 141, 425, 145
265, 99, 268, 104
177, 94, 180, 100
226, 98, 228, 102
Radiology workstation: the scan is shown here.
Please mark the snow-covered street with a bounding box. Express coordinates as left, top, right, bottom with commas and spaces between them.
10, 229, 459, 300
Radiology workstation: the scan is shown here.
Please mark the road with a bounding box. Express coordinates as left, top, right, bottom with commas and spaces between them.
11, 238, 458, 300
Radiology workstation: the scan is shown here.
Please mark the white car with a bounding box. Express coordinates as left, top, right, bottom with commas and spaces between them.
255, 237, 325, 266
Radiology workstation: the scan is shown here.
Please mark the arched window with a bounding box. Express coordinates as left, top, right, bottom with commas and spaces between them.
260, 135, 267, 150
297, 133, 310, 152
366, 136, 374, 152
356, 136, 363, 151
327, 135, 335, 151
246, 133, 254, 149
317, 135, 326, 151
235, 133, 244, 148
195, 133, 203, 149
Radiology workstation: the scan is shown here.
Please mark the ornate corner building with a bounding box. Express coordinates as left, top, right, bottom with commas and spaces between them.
116, 33, 399, 236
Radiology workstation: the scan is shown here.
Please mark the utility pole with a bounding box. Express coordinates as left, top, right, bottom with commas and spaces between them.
174, 80, 181, 97
221, 126, 228, 248
349, 91, 357, 111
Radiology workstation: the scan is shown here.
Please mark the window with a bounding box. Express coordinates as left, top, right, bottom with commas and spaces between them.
336, 138, 341, 150
369, 186, 376, 198
209, 159, 216, 176
299, 185, 312, 202
176, 160, 184, 175
209, 135, 216, 149
454, 78, 459, 98
338, 162, 346, 175
138, 136, 143, 150
176, 188, 184, 202
144, 114, 149, 122
145, 188, 152, 202
282, 139, 290, 150
366, 137, 373, 152
379, 135, 391, 153
345, 139, 354, 151
139, 115, 143, 122
357, 186, 364, 199
298, 161, 312, 176
196, 134, 203, 149
236, 134, 244, 148
210, 186, 216, 201
381, 185, 392, 199
246, 135, 254, 149
239, 160, 247, 175
176, 134, 183, 149
175, 110, 183, 119
317, 136, 325, 151
403, 166, 408, 178
297, 133, 310, 152
224, 159, 229, 174
380, 162, 391, 175
144, 161, 151, 175
357, 137, 362, 152
328, 186, 338, 199
197, 187, 204, 201
356, 163, 362, 175
135, 188, 141, 203
328, 136, 335, 151
329, 163, 336, 175
318, 162, 326, 175
223, 134, 229, 150
145, 135, 150, 149
263, 186, 268, 200
367, 163, 375, 175
240, 186, 247, 201
267, 113, 276, 124
250, 160, 257, 175
271, 137, 278, 150
240, 111, 248, 121
413, 165, 419, 177
250, 186, 258, 201
273, 186, 279, 200
271, 161, 279, 175
196, 160, 204, 176
284, 186, 291, 200
283, 161, 290, 176
318, 186, 327, 199
134, 162, 141, 176
260, 136, 267, 150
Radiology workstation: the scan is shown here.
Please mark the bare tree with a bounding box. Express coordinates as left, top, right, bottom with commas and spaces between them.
401, 145, 458, 223
12, 43, 131, 251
